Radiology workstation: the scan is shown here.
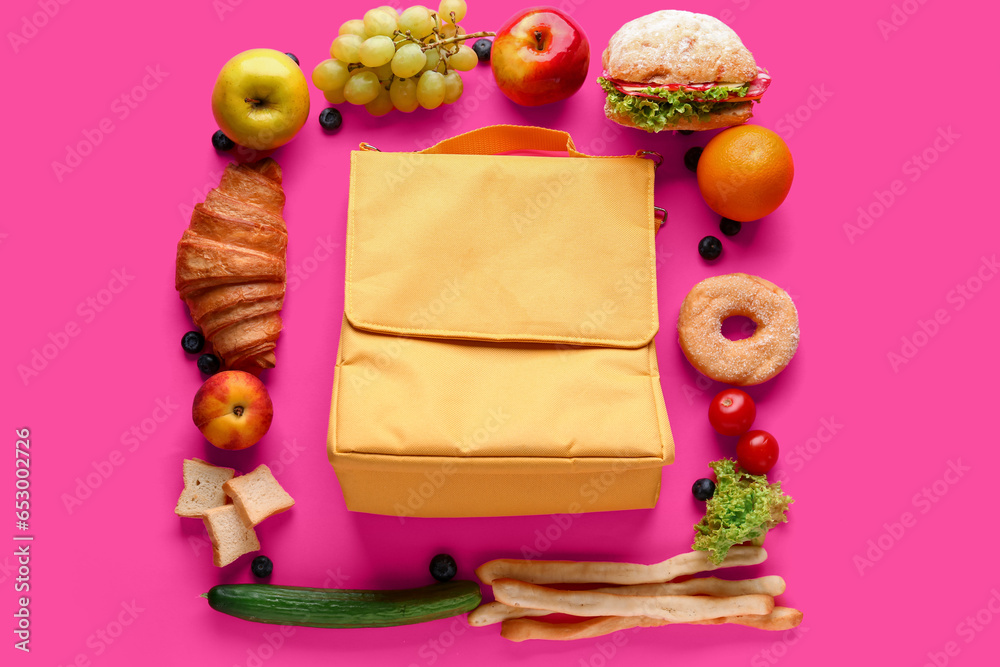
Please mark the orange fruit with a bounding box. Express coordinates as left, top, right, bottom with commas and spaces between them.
696, 125, 794, 222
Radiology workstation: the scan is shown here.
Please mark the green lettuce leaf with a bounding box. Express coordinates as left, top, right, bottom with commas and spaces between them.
692, 458, 793, 564
598, 78, 750, 133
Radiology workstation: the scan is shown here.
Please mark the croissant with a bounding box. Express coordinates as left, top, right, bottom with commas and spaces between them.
175, 159, 287, 372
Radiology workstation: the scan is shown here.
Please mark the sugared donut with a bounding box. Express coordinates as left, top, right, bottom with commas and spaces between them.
677, 273, 799, 386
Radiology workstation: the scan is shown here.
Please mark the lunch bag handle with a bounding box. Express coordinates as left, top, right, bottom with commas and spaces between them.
361, 124, 590, 158
420, 124, 587, 157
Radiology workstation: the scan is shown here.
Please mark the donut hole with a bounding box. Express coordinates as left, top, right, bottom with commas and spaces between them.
721, 315, 757, 341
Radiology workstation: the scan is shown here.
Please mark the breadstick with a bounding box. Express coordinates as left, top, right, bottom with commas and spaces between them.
492, 579, 774, 622
476, 546, 766, 586
730, 606, 803, 631
592, 575, 785, 598
501, 616, 660, 641
467, 576, 786, 627
500, 607, 804, 642
468, 601, 551, 627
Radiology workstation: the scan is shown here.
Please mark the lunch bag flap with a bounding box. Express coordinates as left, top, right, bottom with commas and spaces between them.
343, 126, 658, 348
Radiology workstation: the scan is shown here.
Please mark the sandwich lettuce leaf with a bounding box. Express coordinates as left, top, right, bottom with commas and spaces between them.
692, 458, 793, 564
598, 78, 750, 133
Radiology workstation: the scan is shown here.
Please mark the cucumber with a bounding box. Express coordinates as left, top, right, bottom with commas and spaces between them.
205, 581, 481, 628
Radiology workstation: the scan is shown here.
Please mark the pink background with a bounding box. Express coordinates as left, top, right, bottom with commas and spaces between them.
5, 0, 999, 665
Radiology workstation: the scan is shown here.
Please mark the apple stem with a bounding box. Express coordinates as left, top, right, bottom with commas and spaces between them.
533, 30, 545, 50
233, 406, 245, 417
244, 97, 262, 106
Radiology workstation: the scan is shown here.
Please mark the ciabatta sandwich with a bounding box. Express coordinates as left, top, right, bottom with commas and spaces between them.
599, 10, 770, 132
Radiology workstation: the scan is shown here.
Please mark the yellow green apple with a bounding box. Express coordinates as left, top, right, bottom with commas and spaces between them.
192, 371, 273, 450
211, 48, 310, 151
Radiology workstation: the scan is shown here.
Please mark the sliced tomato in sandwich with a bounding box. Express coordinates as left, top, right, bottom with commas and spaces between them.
604, 68, 771, 103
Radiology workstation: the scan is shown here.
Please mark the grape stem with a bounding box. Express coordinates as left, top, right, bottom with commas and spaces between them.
419, 31, 496, 52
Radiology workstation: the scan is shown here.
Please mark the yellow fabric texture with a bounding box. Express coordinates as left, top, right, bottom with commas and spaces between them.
328, 125, 675, 518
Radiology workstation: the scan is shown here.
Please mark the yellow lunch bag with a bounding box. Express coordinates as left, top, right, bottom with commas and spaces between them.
327, 124, 674, 518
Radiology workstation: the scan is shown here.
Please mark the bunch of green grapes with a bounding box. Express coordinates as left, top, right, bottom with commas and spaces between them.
312, 2, 491, 116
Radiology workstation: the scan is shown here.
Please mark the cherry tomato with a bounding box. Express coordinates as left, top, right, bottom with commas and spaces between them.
708, 388, 756, 436
736, 430, 779, 475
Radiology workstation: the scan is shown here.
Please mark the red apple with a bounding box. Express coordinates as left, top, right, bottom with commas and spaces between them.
192, 371, 273, 450
491, 7, 590, 106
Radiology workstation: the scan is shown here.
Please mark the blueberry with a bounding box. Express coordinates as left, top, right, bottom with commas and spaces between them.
684, 146, 703, 173
472, 38, 492, 62
319, 108, 343, 132
251, 555, 273, 578
197, 353, 221, 375
678, 129, 695, 136
212, 130, 235, 152
692, 478, 716, 501
698, 236, 723, 260
720, 217, 742, 237
182, 331, 205, 354
429, 553, 458, 582
284, 52, 299, 66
